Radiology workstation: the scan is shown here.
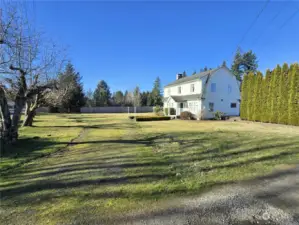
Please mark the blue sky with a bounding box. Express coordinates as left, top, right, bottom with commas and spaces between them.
29, 0, 299, 93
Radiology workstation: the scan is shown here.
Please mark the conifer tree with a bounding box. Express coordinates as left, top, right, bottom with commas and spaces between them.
247, 72, 255, 121
288, 63, 299, 126
270, 65, 281, 123
278, 63, 289, 124
240, 74, 249, 120
253, 72, 263, 121
261, 70, 272, 123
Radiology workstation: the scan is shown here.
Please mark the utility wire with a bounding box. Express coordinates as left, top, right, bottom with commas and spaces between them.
237, 0, 271, 47
252, 0, 290, 46
279, 8, 299, 29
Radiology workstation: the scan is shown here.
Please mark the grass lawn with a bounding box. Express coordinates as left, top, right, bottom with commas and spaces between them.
1, 113, 299, 224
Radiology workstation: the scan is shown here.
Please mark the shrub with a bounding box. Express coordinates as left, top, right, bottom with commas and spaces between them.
214, 111, 224, 120
136, 116, 171, 122
154, 106, 163, 115
169, 108, 176, 115
128, 116, 135, 120
164, 108, 168, 115
180, 111, 194, 120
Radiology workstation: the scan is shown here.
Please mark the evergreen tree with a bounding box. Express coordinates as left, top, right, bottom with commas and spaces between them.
133, 86, 141, 107
192, 70, 197, 75
58, 63, 86, 112
278, 63, 289, 124
113, 91, 124, 106
261, 70, 272, 123
288, 63, 299, 126
93, 80, 111, 106
270, 65, 281, 123
231, 49, 258, 81
151, 77, 163, 106
240, 74, 249, 120
252, 72, 263, 121
182, 71, 187, 77
222, 60, 227, 67
247, 72, 256, 121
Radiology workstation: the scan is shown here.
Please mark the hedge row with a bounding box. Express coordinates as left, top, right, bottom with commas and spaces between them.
135, 116, 171, 122
241, 63, 299, 126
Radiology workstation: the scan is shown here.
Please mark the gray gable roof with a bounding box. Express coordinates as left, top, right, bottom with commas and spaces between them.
164, 68, 219, 88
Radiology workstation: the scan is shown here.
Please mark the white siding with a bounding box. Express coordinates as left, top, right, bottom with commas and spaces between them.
164, 79, 202, 97
201, 68, 240, 118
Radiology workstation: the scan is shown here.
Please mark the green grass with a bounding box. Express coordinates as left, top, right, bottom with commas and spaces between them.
1, 114, 299, 224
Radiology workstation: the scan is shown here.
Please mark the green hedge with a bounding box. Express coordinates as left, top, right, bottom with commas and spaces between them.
241, 63, 299, 126
136, 116, 171, 122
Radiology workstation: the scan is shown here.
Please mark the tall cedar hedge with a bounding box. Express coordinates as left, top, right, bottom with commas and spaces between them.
241, 63, 299, 126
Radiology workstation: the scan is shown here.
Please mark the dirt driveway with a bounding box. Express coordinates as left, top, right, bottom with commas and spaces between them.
117, 166, 299, 225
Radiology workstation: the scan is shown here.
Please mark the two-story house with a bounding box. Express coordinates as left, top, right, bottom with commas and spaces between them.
163, 66, 240, 119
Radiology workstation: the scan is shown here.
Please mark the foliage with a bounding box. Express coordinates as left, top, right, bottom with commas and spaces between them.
240, 74, 249, 119
136, 116, 171, 121
93, 80, 111, 106
240, 63, 299, 126
182, 71, 187, 77
180, 111, 194, 120
213, 111, 224, 120
231, 49, 258, 81
151, 77, 163, 106
56, 63, 86, 112
154, 106, 163, 115
112, 91, 124, 106
133, 86, 142, 107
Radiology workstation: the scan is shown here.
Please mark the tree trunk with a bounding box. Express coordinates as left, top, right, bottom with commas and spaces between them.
22, 109, 36, 127
11, 95, 26, 142
0, 87, 13, 144
22, 94, 39, 127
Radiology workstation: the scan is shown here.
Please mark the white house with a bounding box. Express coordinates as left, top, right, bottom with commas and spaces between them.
163, 66, 240, 119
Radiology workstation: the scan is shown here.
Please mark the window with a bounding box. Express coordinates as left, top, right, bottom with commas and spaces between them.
190, 84, 195, 93
231, 103, 237, 108
178, 86, 181, 94
228, 85, 232, 94
211, 83, 216, 92
209, 102, 214, 112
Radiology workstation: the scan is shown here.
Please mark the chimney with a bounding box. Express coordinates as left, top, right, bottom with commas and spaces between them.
176, 73, 183, 80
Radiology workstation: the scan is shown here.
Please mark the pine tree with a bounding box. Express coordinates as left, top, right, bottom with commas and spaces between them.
151, 77, 163, 106
253, 72, 263, 121
261, 70, 271, 123
269, 65, 281, 123
278, 63, 289, 124
93, 80, 111, 106
240, 74, 249, 120
288, 63, 299, 126
58, 63, 86, 112
247, 72, 255, 121
182, 71, 187, 77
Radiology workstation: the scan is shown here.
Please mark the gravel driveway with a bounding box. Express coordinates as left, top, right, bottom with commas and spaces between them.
117, 166, 299, 225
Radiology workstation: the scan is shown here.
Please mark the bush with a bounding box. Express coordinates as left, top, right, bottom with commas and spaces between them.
154, 106, 163, 116
214, 111, 224, 120
164, 108, 168, 115
128, 116, 135, 120
164, 107, 176, 116
180, 111, 194, 120
136, 116, 171, 122
170, 108, 176, 115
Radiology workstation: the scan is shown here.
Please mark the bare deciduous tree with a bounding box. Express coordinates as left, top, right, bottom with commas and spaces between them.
0, 2, 67, 142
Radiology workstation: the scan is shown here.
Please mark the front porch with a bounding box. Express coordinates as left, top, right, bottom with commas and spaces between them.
164, 96, 202, 117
